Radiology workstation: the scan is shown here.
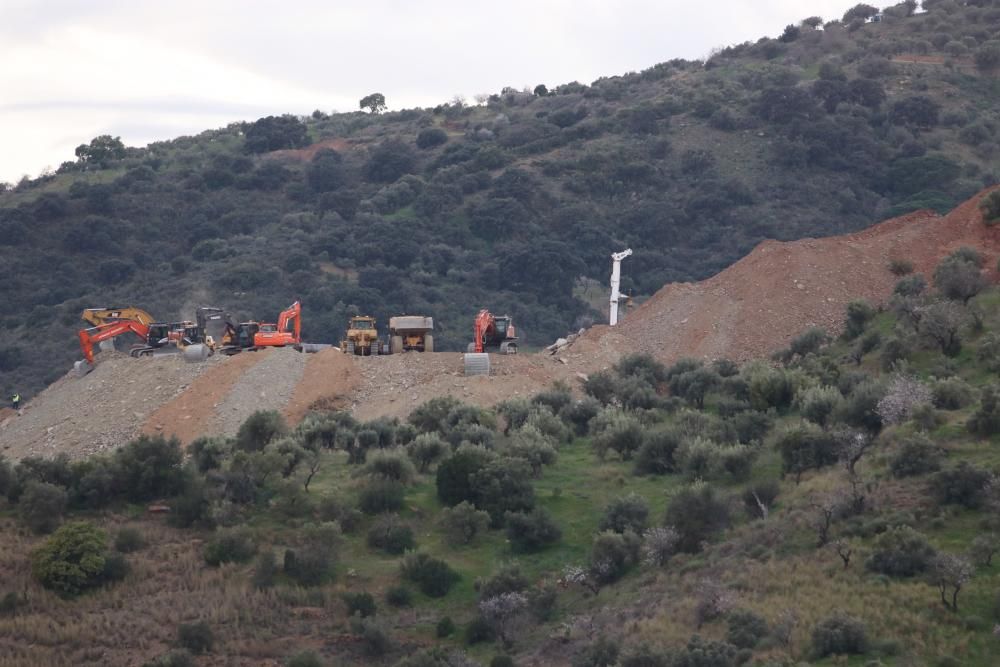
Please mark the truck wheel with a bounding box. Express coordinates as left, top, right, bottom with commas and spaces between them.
424, 334, 434, 353
391, 336, 403, 355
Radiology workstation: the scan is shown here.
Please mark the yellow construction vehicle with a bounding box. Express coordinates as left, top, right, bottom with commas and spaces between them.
81, 307, 156, 328
389, 316, 434, 353
341, 316, 386, 356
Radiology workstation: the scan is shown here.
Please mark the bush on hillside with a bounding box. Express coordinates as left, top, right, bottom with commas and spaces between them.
400, 552, 460, 598
633, 426, 681, 475
932, 463, 991, 509
599, 493, 650, 534
589, 530, 641, 584
18, 481, 67, 534
203, 529, 256, 566
890, 435, 943, 478
31, 521, 112, 596
811, 614, 868, 658
176, 622, 214, 654
664, 485, 731, 553
234, 411, 287, 452
505, 508, 562, 552
439, 501, 491, 546
865, 526, 936, 577
366, 514, 415, 554
358, 479, 405, 514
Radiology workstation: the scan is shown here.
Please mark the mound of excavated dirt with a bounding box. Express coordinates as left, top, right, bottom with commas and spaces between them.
569, 188, 1000, 364
6, 190, 999, 460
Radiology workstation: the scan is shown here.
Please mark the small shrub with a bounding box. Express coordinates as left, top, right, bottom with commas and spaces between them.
932, 463, 991, 509
286, 651, 323, 667
343, 591, 377, 618
591, 411, 644, 461
589, 530, 641, 584
599, 493, 649, 534
789, 327, 829, 357
572, 636, 620, 667
932, 378, 974, 410
358, 479, 405, 514
385, 585, 413, 607
866, 526, 936, 577
727, 609, 769, 649
894, 274, 926, 297
890, 435, 942, 478
18, 481, 67, 534
401, 552, 460, 597
31, 521, 110, 597
351, 616, 391, 657
176, 621, 213, 654
440, 501, 491, 546
505, 508, 562, 552
363, 448, 416, 484
968, 385, 1000, 437
465, 615, 496, 645
844, 300, 876, 340
633, 426, 681, 475
252, 551, 278, 589
366, 514, 415, 554
980, 189, 1000, 225
889, 259, 914, 276
777, 423, 838, 476
436, 616, 456, 638
664, 484, 731, 553
407, 433, 447, 472
812, 614, 868, 658
203, 528, 256, 566
235, 410, 287, 452
795, 385, 844, 427
114, 527, 145, 553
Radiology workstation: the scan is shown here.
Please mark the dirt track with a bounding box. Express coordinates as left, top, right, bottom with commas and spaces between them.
2, 189, 998, 460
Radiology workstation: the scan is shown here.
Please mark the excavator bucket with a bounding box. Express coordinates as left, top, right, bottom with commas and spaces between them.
73, 360, 93, 377
464, 353, 490, 376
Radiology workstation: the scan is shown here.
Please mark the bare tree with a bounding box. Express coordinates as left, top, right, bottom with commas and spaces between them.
831, 538, 853, 569
302, 449, 323, 491
642, 526, 680, 567
479, 592, 528, 647
930, 553, 973, 612
810, 491, 846, 547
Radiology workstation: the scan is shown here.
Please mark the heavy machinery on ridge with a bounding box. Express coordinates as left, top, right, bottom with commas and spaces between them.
254, 301, 301, 348
81, 306, 156, 328
75, 318, 212, 376
468, 310, 518, 355
389, 316, 434, 354
341, 315, 386, 356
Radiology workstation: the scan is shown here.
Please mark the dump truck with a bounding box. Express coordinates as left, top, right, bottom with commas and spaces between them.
388, 315, 434, 354
341, 316, 385, 356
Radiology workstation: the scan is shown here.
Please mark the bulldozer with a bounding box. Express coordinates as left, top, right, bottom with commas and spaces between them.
388, 315, 434, 354
341, 316, 386, 356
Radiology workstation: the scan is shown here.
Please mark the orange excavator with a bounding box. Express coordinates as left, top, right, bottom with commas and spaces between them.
253, 301, 301, 348
467, 309, 518, 355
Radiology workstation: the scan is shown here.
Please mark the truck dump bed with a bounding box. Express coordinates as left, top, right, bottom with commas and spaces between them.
389, 316, 433, 332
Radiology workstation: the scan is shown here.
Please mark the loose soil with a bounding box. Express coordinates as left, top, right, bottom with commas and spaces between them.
283, 348, 362, 423
141, 349, 269, 445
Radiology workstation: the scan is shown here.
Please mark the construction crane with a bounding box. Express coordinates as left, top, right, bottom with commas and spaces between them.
609, 248, 632, 326
468, 310, 518, 355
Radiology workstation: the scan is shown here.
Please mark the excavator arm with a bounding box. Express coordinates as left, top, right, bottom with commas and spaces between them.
81, 307, 156, 328
277, 301, 302, 342
78, 320, 151, 365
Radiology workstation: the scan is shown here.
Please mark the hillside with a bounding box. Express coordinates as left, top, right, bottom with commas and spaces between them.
5, 188, 998, 463
4, 0, 1000, 400
2, 236, 1000, 665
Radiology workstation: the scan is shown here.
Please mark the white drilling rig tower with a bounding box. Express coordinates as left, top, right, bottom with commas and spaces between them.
609, 248, 633, 326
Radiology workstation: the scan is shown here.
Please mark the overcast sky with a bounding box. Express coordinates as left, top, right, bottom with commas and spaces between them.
0, 0, 868, 183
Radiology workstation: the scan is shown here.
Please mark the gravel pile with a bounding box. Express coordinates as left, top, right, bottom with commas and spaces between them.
209, 348, 308, 436
0, 352, 218, 461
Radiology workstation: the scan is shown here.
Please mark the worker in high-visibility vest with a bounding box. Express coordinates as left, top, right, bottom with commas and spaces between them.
10, 393, 19, 411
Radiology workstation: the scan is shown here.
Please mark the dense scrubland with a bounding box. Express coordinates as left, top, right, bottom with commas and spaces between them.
3, 242, 1000, 666
5, 0, 1000, 397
